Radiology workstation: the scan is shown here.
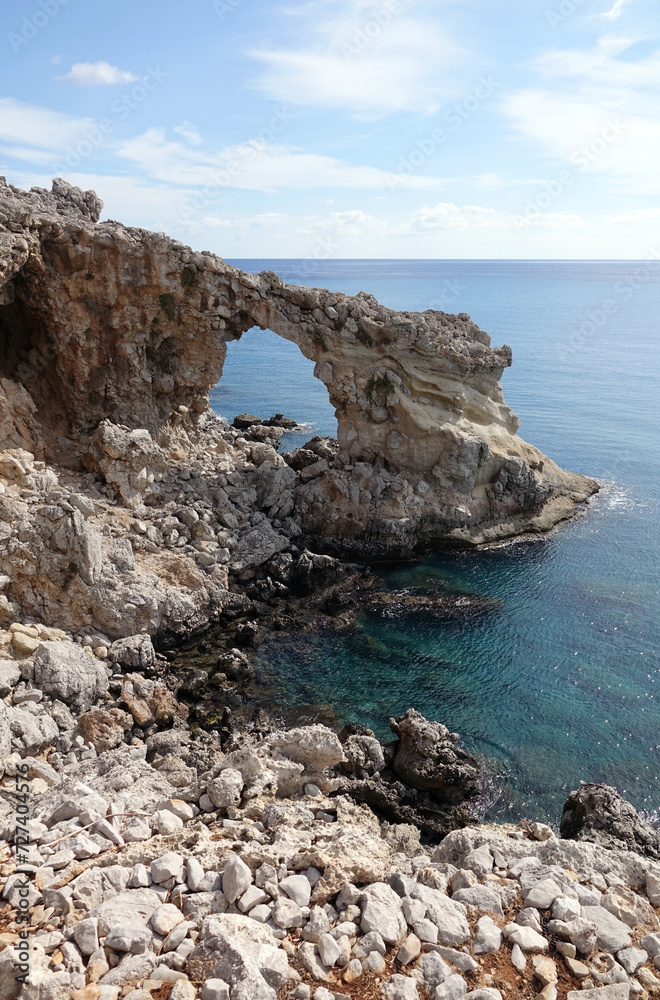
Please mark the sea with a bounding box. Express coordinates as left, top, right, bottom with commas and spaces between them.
210, 259, 660, 825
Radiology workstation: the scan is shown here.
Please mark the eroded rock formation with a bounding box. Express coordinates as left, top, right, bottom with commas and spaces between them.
0, 177, 598, 637
561, 782, 660, 860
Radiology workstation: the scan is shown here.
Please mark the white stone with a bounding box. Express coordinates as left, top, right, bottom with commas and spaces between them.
414, 918, 438, 943
435, 974, 468, 1000
152, 809, 184, 835
551, 896, 581, 922
272, 897, 303, 929
397, 933, 421, 965
208, 768, 244, 810
360, 882, 407, 946
201, 981, 230, 1000
151, 903, 184, 935
185, 857, 205, 892
73, 917, 99, 956
617, 947, 647, 974
363, 951, 386, 973
151, 852, 184, 884
473, 915, 502, 955
522, 879, 562, 910
582, 906, 632, 953
503, 924, 548, 953
382, 974, 419, 1000
238, 885, 269, 913
221, 853, 252, 903
462, 846, 493, 876
317, 933, 342, 968
511, 943, 526, 970
105, 924, 152, 954
280, 874, 312, 907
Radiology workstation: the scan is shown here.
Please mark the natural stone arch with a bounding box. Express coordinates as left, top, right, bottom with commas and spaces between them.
0, 178, 597, 553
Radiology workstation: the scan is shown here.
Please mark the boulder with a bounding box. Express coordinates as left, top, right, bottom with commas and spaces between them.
389, 710, 478, 802
34, 641, 109, 713
560, 783, 660, 859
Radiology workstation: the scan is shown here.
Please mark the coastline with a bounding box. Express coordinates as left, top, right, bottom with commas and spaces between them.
3, 178, 654, 1000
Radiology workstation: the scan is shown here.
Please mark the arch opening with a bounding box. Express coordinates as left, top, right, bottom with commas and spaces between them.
211, 326, 338, 451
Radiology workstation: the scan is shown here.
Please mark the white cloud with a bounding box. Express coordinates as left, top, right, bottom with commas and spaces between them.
407, 201, 584, 232
59, 61, 137, 86
597, 0, 633, 20
502, 35, 660, 194
117, 127, 448, 191
0, 98, 95, 153
250, 0, 462, 114
173, 122, 203, 144
602, 206, 660, 223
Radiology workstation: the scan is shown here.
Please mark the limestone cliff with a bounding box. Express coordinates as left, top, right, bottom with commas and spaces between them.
0, 178, 597, 637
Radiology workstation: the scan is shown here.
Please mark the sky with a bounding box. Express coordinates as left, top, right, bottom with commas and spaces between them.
0, 0, 659, 258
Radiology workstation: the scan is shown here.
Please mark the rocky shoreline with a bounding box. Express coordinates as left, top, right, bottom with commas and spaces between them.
1, 177, 645, 1000
0, 177, 598, 644
2, 629, 660, 1000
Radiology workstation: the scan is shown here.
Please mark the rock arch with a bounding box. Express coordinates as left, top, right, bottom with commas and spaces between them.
0, 178, 598, 555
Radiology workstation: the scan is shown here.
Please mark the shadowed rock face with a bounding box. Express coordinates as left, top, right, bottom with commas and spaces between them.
0, 178, 598, 636
561, 782, 660, 859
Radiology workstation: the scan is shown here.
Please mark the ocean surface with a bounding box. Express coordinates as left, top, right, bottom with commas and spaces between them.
212, 260, 660, 824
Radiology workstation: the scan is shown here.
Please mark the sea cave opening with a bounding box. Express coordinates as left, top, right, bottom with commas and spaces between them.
210, 326, 338, 452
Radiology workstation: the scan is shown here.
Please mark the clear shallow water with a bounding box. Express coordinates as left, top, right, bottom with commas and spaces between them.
213, 260, 660, 824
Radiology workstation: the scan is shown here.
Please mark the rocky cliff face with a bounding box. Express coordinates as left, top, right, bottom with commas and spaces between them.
0, 178, 598, 637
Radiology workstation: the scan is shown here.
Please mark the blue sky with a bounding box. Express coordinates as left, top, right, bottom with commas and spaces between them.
1, 0, 658, 258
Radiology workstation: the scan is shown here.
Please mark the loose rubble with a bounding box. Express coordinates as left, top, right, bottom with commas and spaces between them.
2, 627, 660, 1000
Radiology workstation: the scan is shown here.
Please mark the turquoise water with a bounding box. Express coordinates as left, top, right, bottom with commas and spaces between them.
214, 260, 660, 824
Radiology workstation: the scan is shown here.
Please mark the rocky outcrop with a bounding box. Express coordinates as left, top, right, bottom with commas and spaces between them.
335, 712, 480, 840
0, 177, 598, 637
561, 783, 660, 860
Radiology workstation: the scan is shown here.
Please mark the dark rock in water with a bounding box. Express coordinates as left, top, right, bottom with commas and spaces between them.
179, 669, 209, 698
264, 413, 298, 429
560, 781, 660, 859
234, 622, 259, 646
215, 648, 254, 682
390, 709, 479, 802
337, 709, 479, 840
232, 413, 262, 429
340, 774, 474, 841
